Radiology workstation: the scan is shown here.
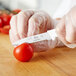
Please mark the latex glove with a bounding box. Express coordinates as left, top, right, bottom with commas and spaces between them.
56, 6, 76, 48
9, 10, 63, 52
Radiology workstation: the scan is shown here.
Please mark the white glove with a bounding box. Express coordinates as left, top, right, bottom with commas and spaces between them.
9, 10, 63, 52
56, 6, 76, 48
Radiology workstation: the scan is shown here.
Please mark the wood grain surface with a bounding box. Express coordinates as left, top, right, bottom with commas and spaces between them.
0, 33, 76, 76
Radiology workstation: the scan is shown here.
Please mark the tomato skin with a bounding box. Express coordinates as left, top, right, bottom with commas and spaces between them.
0, 25, 10, 34
2, 14, 11, 25
0, 17, 3, 27
13, 9, 21, 13
13, 43, 33, 62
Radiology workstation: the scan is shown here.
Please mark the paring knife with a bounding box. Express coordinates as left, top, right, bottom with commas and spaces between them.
13, 29, 57, 46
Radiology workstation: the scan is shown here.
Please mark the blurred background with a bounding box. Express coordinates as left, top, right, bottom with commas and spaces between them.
0, 0, 62, 17
0, 0, 63, 35
0, 0, 75, 19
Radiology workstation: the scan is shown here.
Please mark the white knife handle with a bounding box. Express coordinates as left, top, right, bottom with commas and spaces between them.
47, 29, 57, 40
47, 29, 76, 48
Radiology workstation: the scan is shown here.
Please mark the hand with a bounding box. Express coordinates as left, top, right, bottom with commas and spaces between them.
56, 6, 76, 48
9, 10, 62, 52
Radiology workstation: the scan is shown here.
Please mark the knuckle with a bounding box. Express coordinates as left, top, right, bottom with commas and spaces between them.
29, 15, 43, 25
23, 10, 34, 16
29, 17, 34, 22
18, 11, 27, 18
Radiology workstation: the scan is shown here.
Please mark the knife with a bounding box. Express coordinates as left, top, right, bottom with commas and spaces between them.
13, 29, 57, 46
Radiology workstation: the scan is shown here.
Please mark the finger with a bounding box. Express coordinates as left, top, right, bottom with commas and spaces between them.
37, 11, 54, 30
17, 10, 34, 38
10, 15, 17, 33
31, 40, 53, 52
27, 12, 51, 36
9, 30, 20, 44
10, 15, 20, 40
56, 18, 68, 44
34, 11, 54, 30
65, 15, 76, 43
9, 30, 15, 44
31, 38, 59, 52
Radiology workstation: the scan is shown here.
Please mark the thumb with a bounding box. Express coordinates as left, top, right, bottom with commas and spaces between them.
56, 17, 69, 45
65, 15, 76, 43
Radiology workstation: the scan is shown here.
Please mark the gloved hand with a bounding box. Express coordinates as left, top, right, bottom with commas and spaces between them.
9, 10, 63, 52
56, 6, 76, 48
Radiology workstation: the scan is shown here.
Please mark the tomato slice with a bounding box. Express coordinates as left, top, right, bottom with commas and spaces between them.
0, 25, 10, 34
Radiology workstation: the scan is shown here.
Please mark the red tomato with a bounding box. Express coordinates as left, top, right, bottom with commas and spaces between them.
2, 14, 11, 25
13, 9, 21, 13
0, 28, 9, 34
13, 43, 33, 62
0, 17, 3, 27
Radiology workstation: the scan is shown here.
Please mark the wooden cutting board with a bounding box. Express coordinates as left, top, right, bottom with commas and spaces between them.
0, 33, 76, 76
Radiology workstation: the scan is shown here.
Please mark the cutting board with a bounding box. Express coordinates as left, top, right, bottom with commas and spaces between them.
0, 33, 76, 76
